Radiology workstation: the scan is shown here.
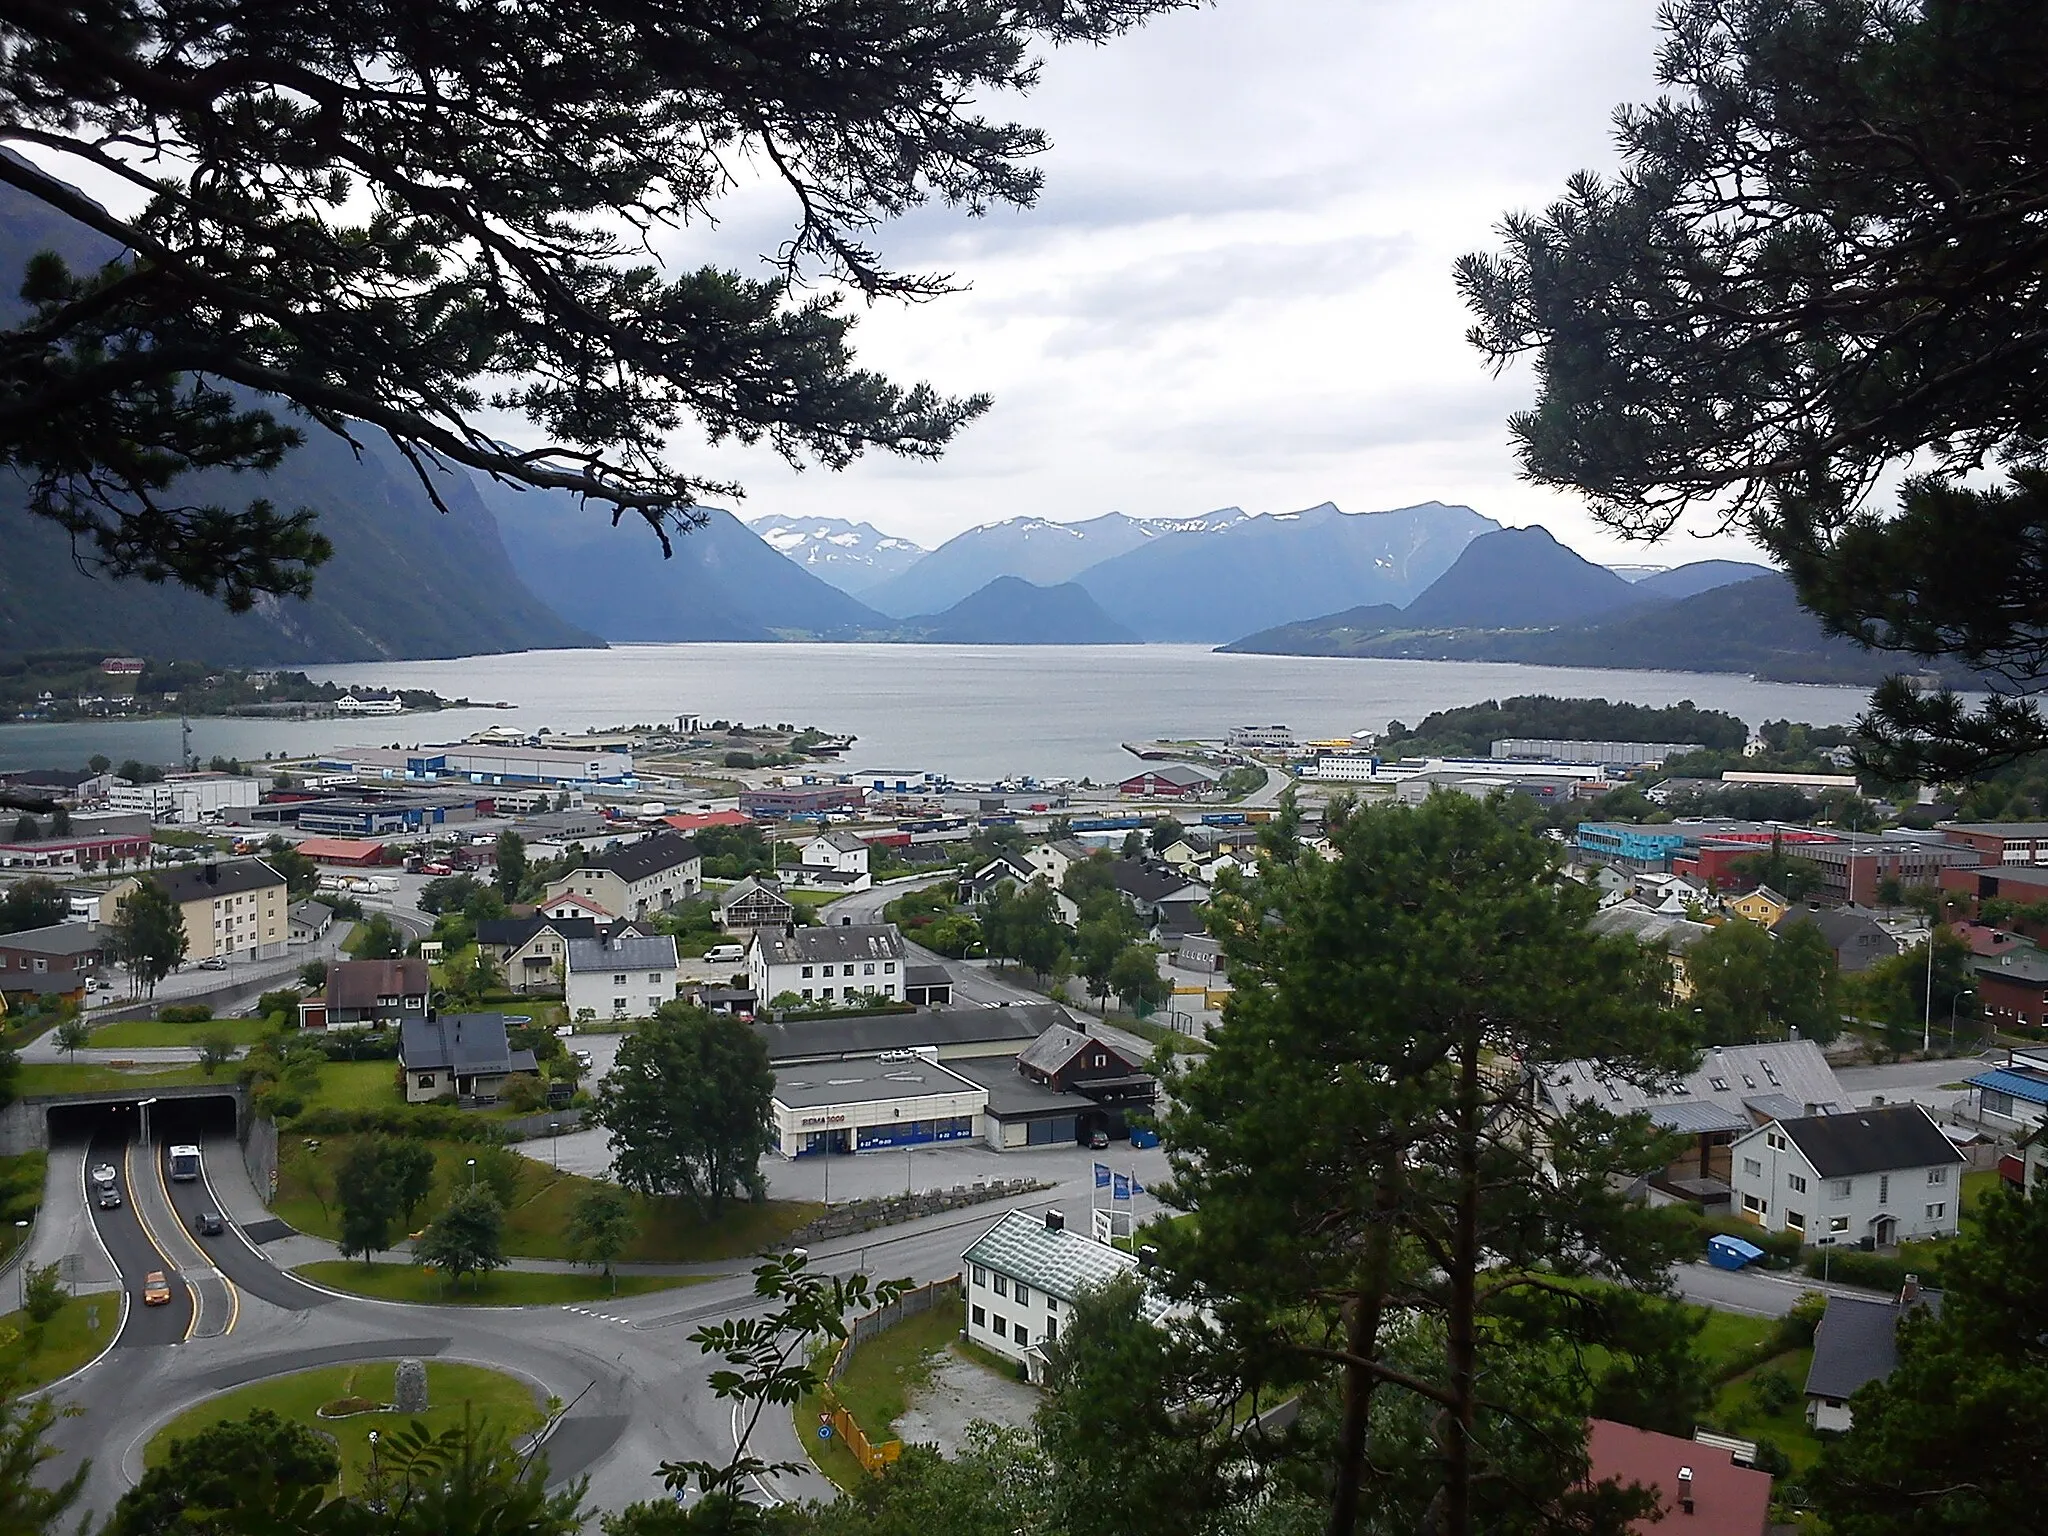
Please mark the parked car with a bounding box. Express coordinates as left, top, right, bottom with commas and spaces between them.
196, 1210, 224, 1236
142, 1271, 172, 1306
573, 1049, 594, 1069
1088, 1130, 1110, 1150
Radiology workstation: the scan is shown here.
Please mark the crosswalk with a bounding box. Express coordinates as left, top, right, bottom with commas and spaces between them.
562, 1304, 638, 1326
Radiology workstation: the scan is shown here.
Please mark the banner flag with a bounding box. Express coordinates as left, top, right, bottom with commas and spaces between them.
1112, 1173, 1132, 1201
1094, 1163, 1111, 1189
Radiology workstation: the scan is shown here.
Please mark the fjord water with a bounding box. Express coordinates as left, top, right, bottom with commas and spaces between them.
0, 645, 1873, 781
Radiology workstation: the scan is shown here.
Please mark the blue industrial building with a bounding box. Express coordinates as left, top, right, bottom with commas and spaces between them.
1576, 822, 1691, 869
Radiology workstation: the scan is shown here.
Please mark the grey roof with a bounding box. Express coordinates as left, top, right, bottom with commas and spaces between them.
1018, 1023, 1093, 1074
1772, 907, 1902, 972
754, 924, 906, 966
755, 1002, 1071, 1064
716, 876, 790, 909
566, 933, 679, 972
1805, 1292, 1939, 1401
904, 963, 951, 988
0, 922, 106, 956
581, 831, 699, 883
399, 1012, 538, 1076
963, 1209, 1166, 1315
476, 914, 596, 949
773, 1059, 979, 1110
1542, 1039, 1848, 1127
151, 858, 286, 903
1770, 1103, 1967, 1178
1973, 944, 2048, 984
1587, 903, 1713, 951
0, 970, 88, 994
289, 900, 333, 927
807, 831, 869, 853
1120, 763, 1215, 788
1110, 859, 1206, 904
943, 1056, 1102, 1117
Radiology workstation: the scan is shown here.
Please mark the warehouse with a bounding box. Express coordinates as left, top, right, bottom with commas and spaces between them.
944, 1057, 1105, 1149
772, 1058, 985, 1157
755, 1002, 1067, 1066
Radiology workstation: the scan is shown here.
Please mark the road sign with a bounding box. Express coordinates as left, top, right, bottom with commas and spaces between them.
818, 1425, 833, 1441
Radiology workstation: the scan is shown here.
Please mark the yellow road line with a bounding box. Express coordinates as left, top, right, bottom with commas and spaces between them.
122, 1140, 193, 1341
146, 1142, 241, 1339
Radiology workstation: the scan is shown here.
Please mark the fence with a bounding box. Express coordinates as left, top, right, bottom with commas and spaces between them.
821, 1274, 962, 1476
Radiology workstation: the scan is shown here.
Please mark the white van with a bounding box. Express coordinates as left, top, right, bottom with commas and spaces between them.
702, 944, 745, 965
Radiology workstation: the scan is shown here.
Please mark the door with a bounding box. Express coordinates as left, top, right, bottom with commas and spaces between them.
1874, 1215, 1897, 1248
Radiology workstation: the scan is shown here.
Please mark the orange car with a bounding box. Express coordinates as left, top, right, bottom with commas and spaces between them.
142, 1271, 173, 1306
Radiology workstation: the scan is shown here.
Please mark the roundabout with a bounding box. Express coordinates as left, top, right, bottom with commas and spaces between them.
142, 1358, 548, 1496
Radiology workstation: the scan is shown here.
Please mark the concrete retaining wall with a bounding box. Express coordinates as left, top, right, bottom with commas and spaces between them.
788, 1177, 1051, 1245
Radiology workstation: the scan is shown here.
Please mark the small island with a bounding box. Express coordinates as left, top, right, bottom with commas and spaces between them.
0, 652, 485, 723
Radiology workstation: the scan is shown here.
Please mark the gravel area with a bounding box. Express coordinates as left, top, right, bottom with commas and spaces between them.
891, 1348, 1040, 1456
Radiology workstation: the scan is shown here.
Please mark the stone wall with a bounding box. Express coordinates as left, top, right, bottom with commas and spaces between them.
787, 1176, 1052, 1245
243, 1111, 279, 1202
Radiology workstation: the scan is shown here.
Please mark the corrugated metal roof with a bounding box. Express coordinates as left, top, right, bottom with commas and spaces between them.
1966, 1067, 2048, 1105
962, 1209, 1168, 1315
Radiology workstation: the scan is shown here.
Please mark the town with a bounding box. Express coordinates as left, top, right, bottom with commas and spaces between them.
0, 695, 2043, 1531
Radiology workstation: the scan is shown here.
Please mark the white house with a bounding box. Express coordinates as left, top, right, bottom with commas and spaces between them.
565, 932, 681, 1022
789, 830, 872, 893
1728, 1103, 1966, 1248
749, 923, 906, 1007
960, 1208, 1169, 1380
543, 831, 701, 919
1024, 839, 1092, 886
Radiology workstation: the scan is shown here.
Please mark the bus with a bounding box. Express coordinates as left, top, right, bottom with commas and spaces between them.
167, 1145, 202, 1182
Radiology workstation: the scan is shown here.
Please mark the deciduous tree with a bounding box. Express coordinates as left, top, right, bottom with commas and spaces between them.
107, 877, 187, 997
495, 830, 528, 904
0, 1381, 88, 1536
103, 1408, 337, 1536
415, 1184, 507, 1292
0, 878, 65, 936
335, 1136, 402, 1263
567, 1183, 637, 1295
592, 1004, 773, 1217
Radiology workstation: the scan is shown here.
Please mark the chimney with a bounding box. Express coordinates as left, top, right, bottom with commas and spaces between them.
1044, 1210, 1064, 1233
1676, 1466, 1694, 1515
1900, 1273, 1919, 1304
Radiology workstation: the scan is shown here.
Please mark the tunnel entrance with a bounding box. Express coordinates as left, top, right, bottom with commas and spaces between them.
44, 1091, 240, 1147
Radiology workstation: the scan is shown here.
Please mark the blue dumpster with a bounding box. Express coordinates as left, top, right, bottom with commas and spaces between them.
1706, 1234, 1766, 1271
1129, 1128, 1160, 1150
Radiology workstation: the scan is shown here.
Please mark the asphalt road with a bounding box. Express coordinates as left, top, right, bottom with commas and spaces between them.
85, 1126, 192, 1347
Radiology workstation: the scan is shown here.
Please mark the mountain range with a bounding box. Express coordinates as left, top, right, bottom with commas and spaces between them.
900, 577, 1137, 645
746, 516, 927, 594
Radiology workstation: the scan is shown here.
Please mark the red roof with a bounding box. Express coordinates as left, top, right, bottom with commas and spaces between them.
1584, 1420, 1770, 1536
664, 810, 752, 832
295, 837, 386, 865
1953, 920, 2024, 958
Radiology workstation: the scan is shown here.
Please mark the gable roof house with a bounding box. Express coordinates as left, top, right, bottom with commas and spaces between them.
153, 857, 290, 961
1804, 1279, 1941, 1433
749, 923, 906, 1009
1586, 902, 1713, 999
400, 1012, 539, 1103
0, 922, 108, 980
1582, 1418, 1771, 1536
475, 914, 598, 993
564, 931, 681, 1022
305, 957, 431, 1031
288, 900, 334, 945
712, 875, 795, 935
1771, 905, 1901, 974
1728, 884, 1790, 926
958, 855, 1036, 906
1537, 1039, 1850, 1200
1108, 859, 1210, 939
1024, 838, 1094, 885
1017, 1021, 1158, 1123
790, 830, 873, 892
962, 1208, 1171, 1380
542, 831, 701, 918
1728, 1103, 1966, 1248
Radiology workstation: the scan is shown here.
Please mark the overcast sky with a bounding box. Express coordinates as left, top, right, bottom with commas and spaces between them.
660, 0, 1764, 566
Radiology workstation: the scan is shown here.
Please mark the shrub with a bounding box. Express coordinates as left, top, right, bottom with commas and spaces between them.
158, 1003, 213, 1023
22, 1262, 64, 1323
1748, 1368, 1800, 1416
499, 1074, 547, 1112
281, 1104, 509, 1144
1668, 1205, 1803, 1266
319, 1395, 380, 1417
1800, 1246, 1940, 1291
318, 1031, 400, 1062
257, 989, 302, 1021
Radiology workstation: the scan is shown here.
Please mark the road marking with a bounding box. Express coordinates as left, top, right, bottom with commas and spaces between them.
122, 1140, 193, 1340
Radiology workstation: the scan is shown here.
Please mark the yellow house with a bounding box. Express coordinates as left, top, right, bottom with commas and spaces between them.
149, 858, 290, 961
1728, 885, 1790, 928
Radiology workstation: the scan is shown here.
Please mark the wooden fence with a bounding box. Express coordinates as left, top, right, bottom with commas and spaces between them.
820, 1274, 962, 1476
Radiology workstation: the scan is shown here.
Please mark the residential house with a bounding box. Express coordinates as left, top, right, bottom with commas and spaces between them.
1770, 905, 1901, 974
1016, 1021, 1158, 1127
712, 876, 795, 935
1804, 1279, 1940, 1433
1023, 838, 1092, 886
1117, 764, 1218, 800
1108, 859, 1209, 938
288, 900, 334, 945
962, 1208, 1169, 1380
800, 831, 870, 878
1970, 941, 2048, 1031
475, 914, 597, 994
1966, 1045, 2048, 1132
1587, 902, 1713, 1000
400, 1012, 539, 1103
1727, 1103, 1965, 1247
1727, 885, 1790, 927
151, 858, 290, 962
539, 891, 615, 922
543, 831, 701, 919
1537, 1040, 1850, 1197
1582, 1419, 1770, 1536
0, 970, 87, 1008
748, 923, 906, 1007
958, 855, 1036, 906
0, 923, 107, 983
564, 932, 681, 1022
303, 957, 430, 1030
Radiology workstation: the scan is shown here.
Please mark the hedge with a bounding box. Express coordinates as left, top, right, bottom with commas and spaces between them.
278, 1104, 510, 1144
1800, 1244, 1944, 1292
316, 1032, 401, 1062
1666, 1205, 1803, 1267
158, 1003, 213, 1023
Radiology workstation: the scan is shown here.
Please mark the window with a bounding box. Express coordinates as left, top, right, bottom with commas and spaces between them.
1927, 1167, 1947, 1185
648, 996, 660, 1010
1926, 1202, 1946, 1219
1829, 1215, 1850, 1234
1829, 1178, 1853, 1199
801, 965, 813, 978
972, 1306, 985, 1328
822, 987, 834, 1000
863, 963, 875, 976
1788, 1173, 1807, 1193
992, 1313, 1006, 1337
1014, 1322, 1028, 1345
802, 988, 813, 1000
1045, 1295, 1058, 1313
1742, 1158, 1762, 1177
884, 961, 895, 974
1014, 1283, 1030, 1306
612, 972, 627, 985
1879, 1175, 1890, 1203
1742, 1193, 1765, 1213
992, 1274, 1007, 1298
1785, 1210, 1805, 1231
613, 997, 626, 1013
416, 1073, 436, 1089
972, 1266, 986, 1288
1045, 1318, 1057, 1341
648, 972, 662, 983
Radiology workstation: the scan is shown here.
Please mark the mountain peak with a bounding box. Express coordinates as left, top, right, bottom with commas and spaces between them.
1398, 524, 1645, 630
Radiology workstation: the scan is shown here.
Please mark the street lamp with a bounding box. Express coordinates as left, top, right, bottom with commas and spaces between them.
549, 1121, 561, 1170
1949, 988, 1975, 1053
14, 1220, 28, 1308
465, 1157, 477, 1187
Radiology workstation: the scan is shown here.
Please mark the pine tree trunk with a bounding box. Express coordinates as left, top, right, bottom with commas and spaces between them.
1441, 1032, 1483, 1536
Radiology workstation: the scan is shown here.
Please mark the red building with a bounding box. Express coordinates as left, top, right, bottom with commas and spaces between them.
1584, 1419, 1770, 1536
294, 837, 388, 867
1117, 765, 1216, 799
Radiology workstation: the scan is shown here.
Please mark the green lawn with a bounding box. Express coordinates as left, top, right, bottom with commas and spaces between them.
293, 1261, 706, 1306
798, 1296, 977, 1490
297, 1059, 404, 1113
146, 1360, 544, 1496
1962, 1167, 1999, 1215
90, 1015, 281, 1049
0, 1291, 121, 1390
13, 1062, 208, 1096
274, 1134, 820, 1264
1694, 1307, 1781, 1376
1709, 1347, 1824, 1475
